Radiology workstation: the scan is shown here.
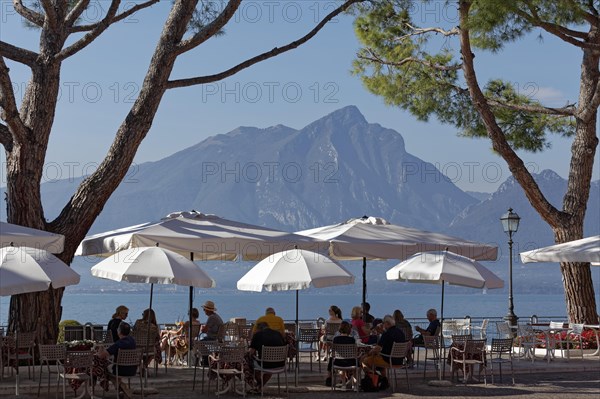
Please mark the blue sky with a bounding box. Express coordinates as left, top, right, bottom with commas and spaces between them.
1, 0, 598, 193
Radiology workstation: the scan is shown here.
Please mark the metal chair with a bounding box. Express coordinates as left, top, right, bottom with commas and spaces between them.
59, 351, 94, 399
323, 322, 341, 359
451, 334, 473, 346
132, 329, 158, 384
238, 324, 254, 346
297, 328, 321, 372
37, 344, 66, 397
496, 321, 512, 339
422, 335, 443, 380
63, 325, 85, 342
488, 338, 514, 385
107, 348, 143, 399
208, 345, 246, 397
254, 345, 289, 397
515, 324, 541, 362
330, 343, 360, 392
471, 319, 489, 339
450, 339, 487, 384
6, 331, 36, 380
381, 342, 411, 392
565, 323, 585, 360
192, 340, 222, 393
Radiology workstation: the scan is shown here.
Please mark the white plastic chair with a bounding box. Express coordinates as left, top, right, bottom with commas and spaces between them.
330, 343, 360, 392
254, 345, 288, 397
381, 342, 411, 392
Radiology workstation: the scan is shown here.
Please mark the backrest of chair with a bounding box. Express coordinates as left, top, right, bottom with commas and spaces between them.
496, 321, 511, 337
65, 351, 93, 369
331, 343, 357, 360
451, 334, 472, 345
103, 330, 114, 344
389, 342, 409, 359
490, 338, 513, 355
260, 345, 288, 363
464, 339, 486, 355
116, 348, 142, 367
423, 334, 441, 350
194, 340, 221, 357
325, 322, 342, 337
298, 328, 320, 342
398, 325, 412, 341
39, 344, 66, 362
239, 324, 253, 342
569, 323, 584, 334
283, 323, 296, 333
299, 322, 314, 329
224, 322, 239, 341
481, 319, 489, 330
64, 325, 85, 342
217, 346, 245, 364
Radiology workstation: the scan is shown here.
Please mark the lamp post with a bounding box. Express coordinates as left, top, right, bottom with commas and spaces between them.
500, 208, 520, 327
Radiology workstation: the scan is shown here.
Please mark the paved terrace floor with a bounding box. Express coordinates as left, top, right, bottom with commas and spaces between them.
2, 350, 599, 398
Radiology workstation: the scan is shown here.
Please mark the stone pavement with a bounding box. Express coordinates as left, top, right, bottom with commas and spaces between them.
2, 350, 599, 398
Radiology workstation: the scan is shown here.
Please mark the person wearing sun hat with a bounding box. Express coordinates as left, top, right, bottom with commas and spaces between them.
200, 300, 223, 341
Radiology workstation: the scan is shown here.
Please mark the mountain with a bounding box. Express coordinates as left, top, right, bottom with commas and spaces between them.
27, 106, 478, 234
448, 170, 600, 249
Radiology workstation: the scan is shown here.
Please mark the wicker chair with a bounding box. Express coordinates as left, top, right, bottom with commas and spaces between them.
5, 331, 36, 380
107, 348, 143, 399
422, 335, 443, 380
450, 339, 487, 384
208, 345, 247, 397
192, 340, 222, 393
297, 328, 321, 372
59, 351, 94, 399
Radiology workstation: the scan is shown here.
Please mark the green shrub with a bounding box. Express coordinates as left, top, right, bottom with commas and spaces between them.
57, 320, 81, 343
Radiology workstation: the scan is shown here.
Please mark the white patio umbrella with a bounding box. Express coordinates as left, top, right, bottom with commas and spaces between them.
237, 248, 355, 384
386, 250, 503, 380
90, 246, 215, 370
77, 210, 322, 260
0, 246, 80, 396
1, 221, 65, 253
297, 216, 498, 311
520, 235, 600, 265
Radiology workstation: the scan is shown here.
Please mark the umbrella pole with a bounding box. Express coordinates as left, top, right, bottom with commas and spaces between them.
362, 257, 367, 322
15, 297, 19, 396
440, 281, 445, 381
295, 289, 299, 386
144, 283, 154, 387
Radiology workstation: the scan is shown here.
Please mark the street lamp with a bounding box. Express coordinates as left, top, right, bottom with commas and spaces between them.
500, 208, 520, 327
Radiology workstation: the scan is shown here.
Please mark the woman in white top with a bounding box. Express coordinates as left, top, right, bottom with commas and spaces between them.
319, 305, 343, 360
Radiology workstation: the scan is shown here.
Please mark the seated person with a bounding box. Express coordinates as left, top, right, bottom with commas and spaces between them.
350, 306, 370, 344
161, 308, 201, 364
362, 302, 375, 324
252, 307, 285, 336
133, 308, 162, 366
98, 322, 137, 398
361, 315, 406, 383
324, 321, 357, 387
249, 322, 287, 388
413, 308, 440, 345
200, 300, 223, 341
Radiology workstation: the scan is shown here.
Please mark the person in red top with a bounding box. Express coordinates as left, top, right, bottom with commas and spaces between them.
350, 306, 370, 344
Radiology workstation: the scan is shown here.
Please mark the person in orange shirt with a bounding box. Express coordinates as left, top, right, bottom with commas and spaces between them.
252, 307, 285, 336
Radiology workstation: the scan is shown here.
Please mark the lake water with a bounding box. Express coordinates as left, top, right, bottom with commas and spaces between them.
2, 291, 594, 326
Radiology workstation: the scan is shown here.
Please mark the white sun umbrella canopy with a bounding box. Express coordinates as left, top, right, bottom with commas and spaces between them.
1, 221, 65, 253
297, 216, 498, 311
77, 210, 322, 261
0, 246, 80, 396
386, 250, 503, 380
0, 246, 80, 296
520, 235, 600, 265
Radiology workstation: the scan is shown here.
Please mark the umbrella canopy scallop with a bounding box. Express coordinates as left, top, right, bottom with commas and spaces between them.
237, 248, 355, 292
90, 246, 215, 287
0, 246, 80, 296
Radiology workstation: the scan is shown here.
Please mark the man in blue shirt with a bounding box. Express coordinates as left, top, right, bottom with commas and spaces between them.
414, 309, 440, 345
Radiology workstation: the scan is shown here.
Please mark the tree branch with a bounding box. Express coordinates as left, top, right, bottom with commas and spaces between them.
13, 0, 44, 27
517, 4, 598, 49
486, 98, 576, 116
56, 0, 121, 61
167, 0, 363, 89
70, 0, 159, 33
65, 0, 90, 27
40, 0, 59, 30
358, 48, 463, 72
0, 122, 13, 151
458, 1, 566, 229
400, 23, 460, 39
176, 0, 242, 54
0, 56, 28, 144
0, 41, 38, 67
